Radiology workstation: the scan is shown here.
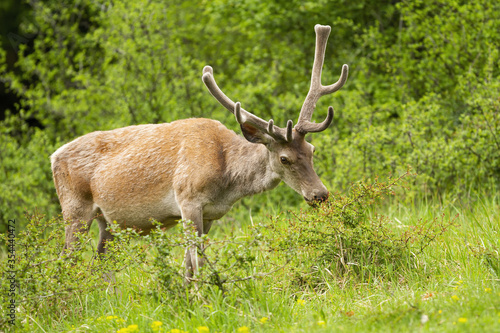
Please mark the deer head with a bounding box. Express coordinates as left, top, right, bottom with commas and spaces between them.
202, 24, 348, 205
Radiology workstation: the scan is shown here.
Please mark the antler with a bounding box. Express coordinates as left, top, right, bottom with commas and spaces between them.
202, 66, 293, 142
295, 24, 349, 134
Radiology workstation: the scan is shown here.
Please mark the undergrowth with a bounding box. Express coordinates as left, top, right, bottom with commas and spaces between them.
0, 171, 476, 332
270, 170, 458, 290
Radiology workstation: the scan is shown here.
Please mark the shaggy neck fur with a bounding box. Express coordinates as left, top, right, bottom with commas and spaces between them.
224, 135, 281, 200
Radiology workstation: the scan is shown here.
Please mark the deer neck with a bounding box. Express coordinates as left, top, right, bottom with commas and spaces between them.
225, 136, 281, 199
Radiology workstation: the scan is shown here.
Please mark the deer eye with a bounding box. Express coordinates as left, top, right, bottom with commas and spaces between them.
280, 156, 290, 165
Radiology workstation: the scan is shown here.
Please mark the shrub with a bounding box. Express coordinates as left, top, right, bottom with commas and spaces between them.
0, 211, 148, 331
267, 170, 457, 291
0, 212, 278, 330
144, 219, 280, 299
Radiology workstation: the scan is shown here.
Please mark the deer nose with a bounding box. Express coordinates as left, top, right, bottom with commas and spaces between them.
313, 190, 329, 202
305, 189, 329, 204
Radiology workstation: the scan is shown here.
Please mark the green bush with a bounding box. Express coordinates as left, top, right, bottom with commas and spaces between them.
0, 211, 152, 330
267, 170, 457, 290
325, 0, 500, 194
0, 125, 59, 232
0, 212, 276, 330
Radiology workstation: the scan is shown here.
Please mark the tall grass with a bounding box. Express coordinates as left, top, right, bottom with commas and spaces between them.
1, 190, 499, 333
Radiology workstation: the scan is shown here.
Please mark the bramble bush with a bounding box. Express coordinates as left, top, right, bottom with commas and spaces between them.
267, 170, 457, 291
144, 219, 280, 300
0, 211, 149, 330
0, 212, 278, 330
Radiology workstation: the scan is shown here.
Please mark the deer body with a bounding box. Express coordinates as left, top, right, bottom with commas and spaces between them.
52, 25, 348, 279
52, 118, 283, 236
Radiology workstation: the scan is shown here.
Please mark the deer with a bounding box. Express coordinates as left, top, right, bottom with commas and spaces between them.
51, 24, 348, 280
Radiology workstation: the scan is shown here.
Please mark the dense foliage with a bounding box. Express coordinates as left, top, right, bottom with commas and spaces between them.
0, 175, 462, 331
1, 1, 499, 226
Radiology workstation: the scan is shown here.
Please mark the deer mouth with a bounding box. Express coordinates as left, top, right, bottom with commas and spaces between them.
304, 189, 330, 207
304, 196, 324, 208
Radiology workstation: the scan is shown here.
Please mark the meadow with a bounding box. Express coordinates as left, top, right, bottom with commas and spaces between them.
2, 174, 499, 332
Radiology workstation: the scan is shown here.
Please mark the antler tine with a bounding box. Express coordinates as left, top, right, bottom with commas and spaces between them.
268, 119, 274, 134
203, 66, 293, 142
295, 25, 349, 134
298, 106, 334, 133
234, 102, 292, 142
285, 120, 293, 142
322, 64, 349, 95
267, 119, 292, 141
310, 25, 331, 90
202, 66, 236, 113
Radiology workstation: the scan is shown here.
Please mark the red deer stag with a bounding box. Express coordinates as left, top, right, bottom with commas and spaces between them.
51, 24, 348, 279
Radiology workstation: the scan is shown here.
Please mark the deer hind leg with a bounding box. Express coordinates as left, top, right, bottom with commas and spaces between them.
96, 215, 114, 255
94, 215, 119, 287
60, 199, 96, 256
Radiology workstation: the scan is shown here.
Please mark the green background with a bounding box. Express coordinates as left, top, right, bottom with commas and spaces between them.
1, 0, 499, 228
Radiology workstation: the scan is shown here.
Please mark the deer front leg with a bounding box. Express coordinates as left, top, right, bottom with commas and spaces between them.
180, 205, 205, 282
183, 219, 214, 285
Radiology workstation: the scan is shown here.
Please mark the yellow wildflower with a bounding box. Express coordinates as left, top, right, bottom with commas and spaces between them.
237, 326, 250, 333
169, 330, 187, 333
317, 320, 326, 326
458, 318, 467, 323
296, 299, 305, 306
151, 321, 163, 331
438, 310, 442, 314
127, 325, 139, 332
259, 317, 268, 324
198, 326, 209, 333
451, 295, 459, 301
485, 288, 492, 293
107, 315, 119, 320
117, 325, 139, 333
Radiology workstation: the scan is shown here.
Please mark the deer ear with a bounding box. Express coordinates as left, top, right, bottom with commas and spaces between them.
240, 123, 272, 144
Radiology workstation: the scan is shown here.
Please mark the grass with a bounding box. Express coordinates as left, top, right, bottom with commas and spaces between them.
2, 191, 500, 333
